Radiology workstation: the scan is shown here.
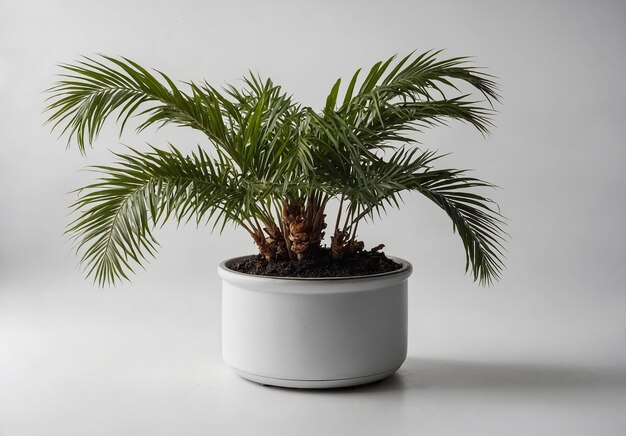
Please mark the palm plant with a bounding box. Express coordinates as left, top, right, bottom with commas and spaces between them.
45, 50, 506, 286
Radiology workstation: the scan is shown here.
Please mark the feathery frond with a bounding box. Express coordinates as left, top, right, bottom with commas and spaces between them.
67, 146, 260, 286
47, 51, 506, 286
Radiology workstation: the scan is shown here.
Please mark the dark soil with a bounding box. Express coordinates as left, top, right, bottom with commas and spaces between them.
228, 248, 403, 278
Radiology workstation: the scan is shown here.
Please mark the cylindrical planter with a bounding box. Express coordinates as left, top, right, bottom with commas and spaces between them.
219, 256, 412, 388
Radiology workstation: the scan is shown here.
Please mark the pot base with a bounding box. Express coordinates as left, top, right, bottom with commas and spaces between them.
231, 366, 401, 389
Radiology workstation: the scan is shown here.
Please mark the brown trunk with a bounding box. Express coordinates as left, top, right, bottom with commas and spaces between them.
264, 222, 288, 259
330, 228, 364, 259
282, 196, 327, 260
252, 222, 288, 261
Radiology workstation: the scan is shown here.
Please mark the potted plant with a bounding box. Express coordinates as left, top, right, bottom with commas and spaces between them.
45, 51, 505, 388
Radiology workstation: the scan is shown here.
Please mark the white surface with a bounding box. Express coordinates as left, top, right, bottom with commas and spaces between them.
220, 257, 410, 386
1, 278, 625, 436
1, 0, 626, 434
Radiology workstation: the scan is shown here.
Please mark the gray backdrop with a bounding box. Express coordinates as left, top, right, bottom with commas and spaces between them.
1, 1, 625, 435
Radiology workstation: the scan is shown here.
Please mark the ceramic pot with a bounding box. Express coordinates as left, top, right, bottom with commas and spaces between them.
219, 256, 412, 388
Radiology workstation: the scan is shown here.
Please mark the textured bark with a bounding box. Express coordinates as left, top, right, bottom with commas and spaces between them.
264, 222, 288, 259
330, 229, 364, 259
252, 228, 274, 261
282, 197, 327, 260
252, 222, 288, 261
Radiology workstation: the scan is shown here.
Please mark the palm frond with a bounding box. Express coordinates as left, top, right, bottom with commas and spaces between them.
409, 168, 507, 285
332, 147, 506, 285
310, 51, 505, 283
67, 146, 252, 286
44, 55, 231, 153
324, 51, 500, 150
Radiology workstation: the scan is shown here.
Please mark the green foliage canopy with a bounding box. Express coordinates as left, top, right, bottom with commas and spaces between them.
45, 51, 506, 286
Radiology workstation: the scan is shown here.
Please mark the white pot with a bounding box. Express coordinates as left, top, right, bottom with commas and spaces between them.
218, 256, 412, 388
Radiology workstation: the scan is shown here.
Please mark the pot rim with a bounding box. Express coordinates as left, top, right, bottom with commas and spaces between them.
218, 255, 413, 283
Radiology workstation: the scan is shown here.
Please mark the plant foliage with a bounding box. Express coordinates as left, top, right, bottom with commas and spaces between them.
46, 51, 506, 286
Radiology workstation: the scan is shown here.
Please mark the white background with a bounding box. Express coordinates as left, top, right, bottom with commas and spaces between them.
1, 1, 625, 435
